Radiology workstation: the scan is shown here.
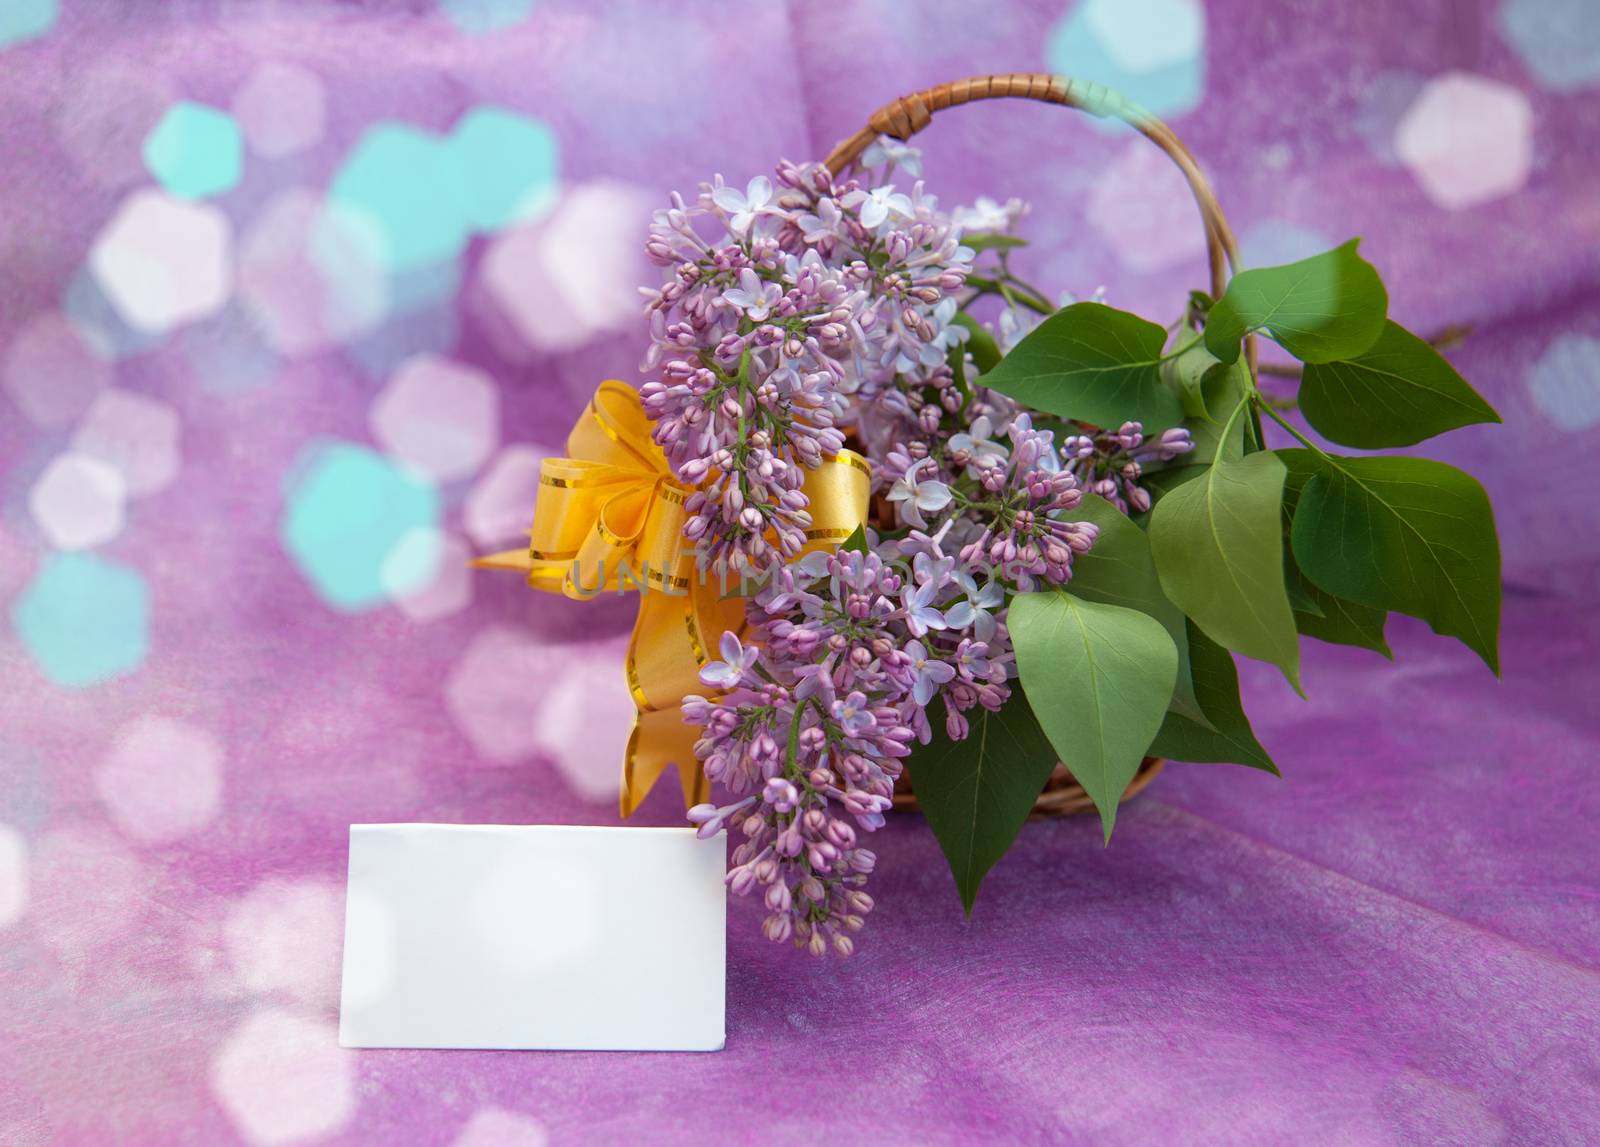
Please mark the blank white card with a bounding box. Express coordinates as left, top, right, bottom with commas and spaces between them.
339, 824, 726, 1051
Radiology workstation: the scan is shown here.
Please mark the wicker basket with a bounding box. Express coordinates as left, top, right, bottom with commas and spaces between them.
825, 74, 1253, 818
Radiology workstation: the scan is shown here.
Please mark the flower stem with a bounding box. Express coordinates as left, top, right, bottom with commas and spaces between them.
1257, 399, 1330, 460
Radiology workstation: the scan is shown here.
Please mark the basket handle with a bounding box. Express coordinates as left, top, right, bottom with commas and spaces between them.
824, 73, 1241, 304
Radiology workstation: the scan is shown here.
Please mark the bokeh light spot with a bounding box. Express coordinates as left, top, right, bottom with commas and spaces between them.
89, 190, 233, 334
369, 354, 499, 481
440, 0, 536, 35
12, 553, 150, 688
3, 311, 112, 427
1046, 0, 1206, 126
1499, 0, 1600, 92
0, 0, 57, 50
464, 445, 547, 547
1394, 72, 1533, 210
143, 101, 244, 200
70, 389, 182, 497
233, 61, 328, 158
96, 716, 224, 844
225, 880, 344, 1006
328, 123, 471, 274
1526, 334, 1600, 431
280, 442, 441, 612
28, 453, 127, 550
445, 626, 554, 762
385, 529, 473, 623
211, 1010, 355, 1147
532, 639, 640, 802
450, 106, 559, 233
481, 180, 653, 352
1240, 219, 1333, 270
1085, 138, 1208, 273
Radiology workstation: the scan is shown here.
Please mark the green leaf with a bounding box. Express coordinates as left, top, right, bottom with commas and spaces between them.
962, 232, 1028, 252
1294, 582, 1392, 658
1181, 359, 1253, 465
950, 312, 1002, 374
840, 524, 868, 555
1069, 493, 1209, 727
1205, 240, 1388, 365
1149, 622, 1279, 773
1149, 405, 1303, 690
1140, 463, 1205, 508
1161, 325, 1220, 420
908, 695, 1061, 914
1282, 553, 1325, 616
1010, 591, 1178, 841
979, 302, 1184, 430
1299, 320, 1501, 448
1280, 449, 1500, 673
1280, 465, 1395, 656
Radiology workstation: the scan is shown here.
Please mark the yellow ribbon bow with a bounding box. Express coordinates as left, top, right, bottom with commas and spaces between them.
476, 380, 870, 816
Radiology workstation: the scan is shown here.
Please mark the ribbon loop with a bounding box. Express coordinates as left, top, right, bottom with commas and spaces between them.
476, 380, 870, 815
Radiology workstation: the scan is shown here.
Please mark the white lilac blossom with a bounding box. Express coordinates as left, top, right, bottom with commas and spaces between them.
651, 142, 1199, 955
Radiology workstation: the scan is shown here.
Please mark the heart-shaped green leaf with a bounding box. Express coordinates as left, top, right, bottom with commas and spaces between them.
1149, 407, 1302, 690
980, 302, 1184, 430
1299, 320, 1500, 448
1205, 240, 1388, 365
1148, 621, 1279, 773
1281, 449, 1500, 673
1009, 591, 1178, 841
1069, 493, 1208, 727
908, 695, 1061, 914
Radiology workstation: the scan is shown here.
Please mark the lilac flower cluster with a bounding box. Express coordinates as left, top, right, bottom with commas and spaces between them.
1061, 422, 1195, 514
639, 156, 975, 574
685, 540, 1014, 955
650, 142, 1200, 955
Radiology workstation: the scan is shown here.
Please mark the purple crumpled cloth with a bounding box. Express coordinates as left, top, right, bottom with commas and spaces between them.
1, 2, 1597, 1144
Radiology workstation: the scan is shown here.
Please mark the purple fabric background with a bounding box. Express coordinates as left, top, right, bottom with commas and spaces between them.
2, 2, 1598, 1144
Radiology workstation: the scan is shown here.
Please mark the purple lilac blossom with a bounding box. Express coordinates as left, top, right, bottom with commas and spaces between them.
640, 153, 977, 575
664, 143, 1199, 954
1062, 421, 1195, 513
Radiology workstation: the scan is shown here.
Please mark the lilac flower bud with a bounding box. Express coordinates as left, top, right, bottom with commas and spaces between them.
727, 866, 757, 895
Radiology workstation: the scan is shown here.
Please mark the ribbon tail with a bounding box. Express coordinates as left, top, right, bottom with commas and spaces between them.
470, 549, 534, 571
621, 708, 707, 817
618, 573, 748, 816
